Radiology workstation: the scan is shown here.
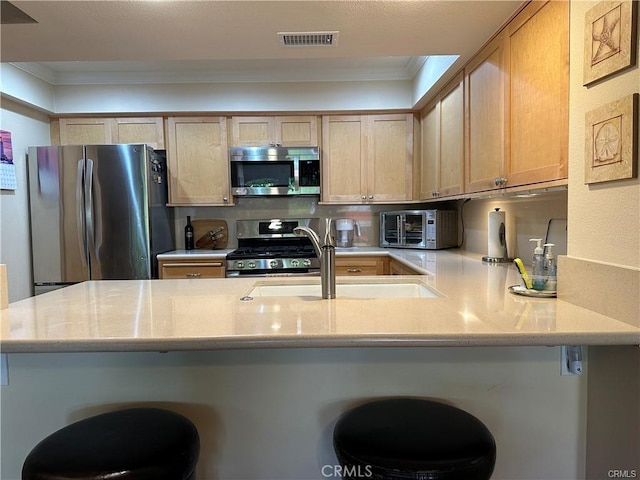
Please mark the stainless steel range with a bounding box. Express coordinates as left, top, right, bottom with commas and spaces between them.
226, 218, 321, 277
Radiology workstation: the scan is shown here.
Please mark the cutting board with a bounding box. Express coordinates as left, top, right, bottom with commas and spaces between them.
191, 219, 228, 249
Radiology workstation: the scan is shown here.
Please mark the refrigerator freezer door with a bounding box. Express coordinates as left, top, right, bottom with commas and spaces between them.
28, 146, 90, 285
85, 144, 151, 280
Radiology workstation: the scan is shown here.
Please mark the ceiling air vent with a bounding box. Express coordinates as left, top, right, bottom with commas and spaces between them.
278, 31, 339, 47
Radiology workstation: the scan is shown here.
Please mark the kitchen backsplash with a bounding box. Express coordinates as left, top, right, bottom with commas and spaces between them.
172, 190, 568, 260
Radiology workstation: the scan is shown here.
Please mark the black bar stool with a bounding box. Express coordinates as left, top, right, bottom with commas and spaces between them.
22, 407, 200, 480
333, 398, 496, 480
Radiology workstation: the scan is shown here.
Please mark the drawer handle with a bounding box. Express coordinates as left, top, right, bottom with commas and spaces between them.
186, 273, 202, 278
346, 268, 362, 273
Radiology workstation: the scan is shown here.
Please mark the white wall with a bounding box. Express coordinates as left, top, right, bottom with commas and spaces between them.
567, 2, 639, 268
0, 97, 51, 301
1, 347, 586, 480
53, 80, 412, 114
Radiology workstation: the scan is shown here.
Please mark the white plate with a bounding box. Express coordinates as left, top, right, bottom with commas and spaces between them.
508, 285, 557, 298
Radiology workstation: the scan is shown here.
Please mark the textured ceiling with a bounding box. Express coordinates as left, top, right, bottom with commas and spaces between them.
1, 1, 524, 83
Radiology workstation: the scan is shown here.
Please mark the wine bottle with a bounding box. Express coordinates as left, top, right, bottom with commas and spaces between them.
184, 216, 194, 250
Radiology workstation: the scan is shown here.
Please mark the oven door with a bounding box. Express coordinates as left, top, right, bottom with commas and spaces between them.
231, 159, 296, 196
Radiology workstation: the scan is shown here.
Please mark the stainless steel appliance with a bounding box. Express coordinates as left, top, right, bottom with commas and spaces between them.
226, 218, 320, 277
229, 146, 320, 196
380, 210, 458, 250
28, 144, 174, 294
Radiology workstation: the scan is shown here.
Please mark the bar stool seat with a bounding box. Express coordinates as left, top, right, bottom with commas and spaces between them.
22, 407, 199, 480
333, 398, 496, 480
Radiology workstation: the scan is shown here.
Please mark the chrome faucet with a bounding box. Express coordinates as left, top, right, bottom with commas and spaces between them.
294, 219, 336, 299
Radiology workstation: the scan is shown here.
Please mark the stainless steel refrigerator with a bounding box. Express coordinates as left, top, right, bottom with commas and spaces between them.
28, 144, 174, 295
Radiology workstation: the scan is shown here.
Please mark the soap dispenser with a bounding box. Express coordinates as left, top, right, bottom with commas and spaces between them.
543, 243, 557, 292
529, 238, 546, 290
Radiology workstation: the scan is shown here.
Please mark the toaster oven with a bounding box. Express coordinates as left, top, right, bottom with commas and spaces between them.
380, 210, 458, 249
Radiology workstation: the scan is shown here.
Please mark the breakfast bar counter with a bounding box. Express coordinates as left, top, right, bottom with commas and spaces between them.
2, 250, 638, 352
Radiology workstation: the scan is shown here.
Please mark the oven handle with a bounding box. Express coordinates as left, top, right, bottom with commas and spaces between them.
292, 157, 300, 193
226, 271, 320, 278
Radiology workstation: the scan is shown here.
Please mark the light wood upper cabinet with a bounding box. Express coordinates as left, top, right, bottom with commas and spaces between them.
506, 0, 568, 186
56, 117, 165, 149
166, 116, 232, 206
464, 0, 568, 193
58, 118, 114, 145
230, 116, 319, 147
464, 33, 508, 194
113, 118, 165, 149
321, 115, 366, 203
420, 72, 464, 200
322, 114, 414, 204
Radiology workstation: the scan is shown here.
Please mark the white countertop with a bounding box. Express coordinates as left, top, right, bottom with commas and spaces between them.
2, 249, 638, 352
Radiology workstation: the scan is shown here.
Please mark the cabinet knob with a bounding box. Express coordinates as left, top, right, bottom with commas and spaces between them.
361, 195, 366, 200
186, 272, 201, 278
368, 195, 374, 200
223, 197, 229, 203
346, 268, 362, 273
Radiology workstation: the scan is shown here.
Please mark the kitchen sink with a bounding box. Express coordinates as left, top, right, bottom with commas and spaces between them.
246, 279, 441, 299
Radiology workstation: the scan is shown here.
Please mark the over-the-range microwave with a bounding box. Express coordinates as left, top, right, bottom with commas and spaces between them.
380, 210, 458, 249
230, 146, 320, 196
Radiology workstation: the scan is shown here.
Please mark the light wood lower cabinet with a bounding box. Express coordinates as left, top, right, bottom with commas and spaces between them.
335, 256, 389, 276
389, 259, 421, 275
158, 259, 225, 279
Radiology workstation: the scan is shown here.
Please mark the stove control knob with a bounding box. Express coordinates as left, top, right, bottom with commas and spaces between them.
248, 261, 257, 269
235, 261, 245, 269
290, 259, 300, 267
303, 258, 312, 267
269, 260, 279, 268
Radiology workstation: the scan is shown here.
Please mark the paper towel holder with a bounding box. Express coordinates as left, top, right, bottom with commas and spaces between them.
482, 208, 512, 264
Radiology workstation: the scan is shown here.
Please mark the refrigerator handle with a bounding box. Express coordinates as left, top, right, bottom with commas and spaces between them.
85, 158, 95, 265
76, 160, 88, 267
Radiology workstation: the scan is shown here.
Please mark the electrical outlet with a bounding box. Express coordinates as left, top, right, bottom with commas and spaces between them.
561, 345, 583, 376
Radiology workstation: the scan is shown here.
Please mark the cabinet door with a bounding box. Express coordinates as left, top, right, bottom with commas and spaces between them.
59, 118, 114, 145
336, 256, 388, 276
114, 117, 165, 149
230, 117, 273, 146
465, 33, 508, 193
275, 116, 319, 146
159, 260, 225, 279
389, 259, 420, 275
438, 75, 464, 197
167, 117, 231, 205
506, 0, 568, 186
368, 114, 414, 202
321, 115, 367, 203
420, 101, 439, 200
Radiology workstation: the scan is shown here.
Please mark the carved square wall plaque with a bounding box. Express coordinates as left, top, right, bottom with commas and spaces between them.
583, 0, 637, 85
584, 94, 638, 184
